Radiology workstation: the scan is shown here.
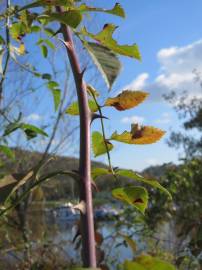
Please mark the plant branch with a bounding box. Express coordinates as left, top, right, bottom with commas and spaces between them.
56, 6, 96, 268
90, 91, 115, 175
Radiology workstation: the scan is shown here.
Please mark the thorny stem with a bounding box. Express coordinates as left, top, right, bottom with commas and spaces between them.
0, 0, 11, 107
56, 7, 96, 268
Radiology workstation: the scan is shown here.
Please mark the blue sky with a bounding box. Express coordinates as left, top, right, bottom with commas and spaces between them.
5, 1, 202, 171
88, 0, 202, 170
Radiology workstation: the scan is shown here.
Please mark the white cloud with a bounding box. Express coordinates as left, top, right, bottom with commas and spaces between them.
121, 115, 145, 124
155, 112, 171, 124
157, 47, 178, 58
25, 113, 43, 122
124, 39, 202, 103
124, 73, 149, 90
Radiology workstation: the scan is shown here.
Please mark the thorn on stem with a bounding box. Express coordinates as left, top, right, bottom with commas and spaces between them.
80, 67, 87, 79
91, 113, 109, 124
92, 181, 99, 192
59, 38, 72, 50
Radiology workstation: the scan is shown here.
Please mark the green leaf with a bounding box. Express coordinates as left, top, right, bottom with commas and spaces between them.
81, 24, 141, 60
0, 35, 5, 45
4, 121, 22, 136
21, 123, 48, 140
48, 11, 82, 28
40, 44, 48, 58
112, 186, 148, 214
19, 0, 74, 10
30, 25, 41, 32
77, 3, 125, 18
123, 255, 176, 270
92, 131, 113, 157
66, 100, 98, 115
10, 22, 27, 40
116, 169, 172, 199
51, 89, 61, 111
42, 73, 52, 80
91, 167, 111, 180
83, 42, 121, 89
47, 81, 59, 89
43, 39, 55, 49
44, 27, 55, 36
0, 145, 15, 160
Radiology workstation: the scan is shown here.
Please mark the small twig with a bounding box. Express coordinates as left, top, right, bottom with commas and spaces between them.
90, 89, 117, 179
0, 0, 11, 107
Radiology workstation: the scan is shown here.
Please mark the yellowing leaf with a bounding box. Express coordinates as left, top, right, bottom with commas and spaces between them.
111, 125, 165, 145
66, 100, 98, 115
19, 43, 25, 54
92, 131, 113, 157
112, 186, 148, 214
81, 24, 141, 60
105, 90, 148, 111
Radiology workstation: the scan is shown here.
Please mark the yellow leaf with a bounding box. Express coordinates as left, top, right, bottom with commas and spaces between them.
18, 43, 25, 55
111, 125, 165, 144
105, 90, 148, 111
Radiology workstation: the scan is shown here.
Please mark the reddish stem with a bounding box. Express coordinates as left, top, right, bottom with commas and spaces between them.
56, 7, 96, 268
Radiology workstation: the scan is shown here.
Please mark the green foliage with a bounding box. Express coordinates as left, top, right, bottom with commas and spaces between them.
47, 11, 82, 28
146, 158, 202, 268
112, 186, 148, 214
4, 121, 48, 140
116, 169, 172, 199
77, 3, 125, 18
0, 145, 15, 159
123, 255, 176, 270
40, 44, 48, 58
92, 131, 113, 157
81, 24, 141, 60
66, 100, 98, 115
84, 42, 121, 88
46, 80, 61, 111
